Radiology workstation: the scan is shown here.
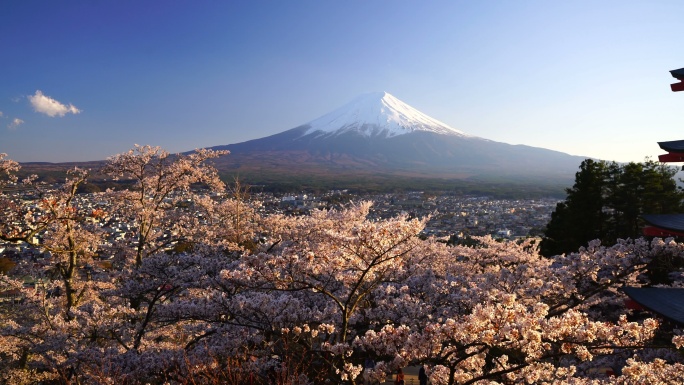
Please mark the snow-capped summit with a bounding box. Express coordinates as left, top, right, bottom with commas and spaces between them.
302, 92, 468, 138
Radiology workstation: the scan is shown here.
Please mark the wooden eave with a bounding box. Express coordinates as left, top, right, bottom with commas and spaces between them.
671, 68, 684, 92
655, 140, 684, 162
658, 140, 684, 154
623, 287, 684, 325
642, 214, 684, 234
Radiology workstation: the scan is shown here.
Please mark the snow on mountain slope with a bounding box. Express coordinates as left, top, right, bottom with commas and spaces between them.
302, 92, 469, 138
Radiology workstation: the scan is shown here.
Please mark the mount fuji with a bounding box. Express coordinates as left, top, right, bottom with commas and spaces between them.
207, 92, 587, 192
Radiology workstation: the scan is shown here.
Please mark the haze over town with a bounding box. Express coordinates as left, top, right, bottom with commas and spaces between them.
2, 1, 684, 163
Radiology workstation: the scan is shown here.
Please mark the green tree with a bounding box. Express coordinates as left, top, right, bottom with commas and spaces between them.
540, 159, 684, 257
540, 159, 610, 256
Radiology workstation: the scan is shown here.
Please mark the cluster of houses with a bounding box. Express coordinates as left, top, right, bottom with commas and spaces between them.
1, 183, 557, 306
269, 190, 558, 240
1, 188, 558, 267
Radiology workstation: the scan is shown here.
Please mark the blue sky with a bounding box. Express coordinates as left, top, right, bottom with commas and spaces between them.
2, 1, 684, 163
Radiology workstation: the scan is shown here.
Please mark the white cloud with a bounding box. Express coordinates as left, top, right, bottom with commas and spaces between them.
8, 118, 24, 130
28, 90, 81, 117
0, 111, 4, 117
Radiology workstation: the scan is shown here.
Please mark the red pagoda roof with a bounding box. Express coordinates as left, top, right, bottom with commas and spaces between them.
658, 140, 684, 153
623, 287, 684, 325
671, 68, 684, 92
642, 214, 684, 233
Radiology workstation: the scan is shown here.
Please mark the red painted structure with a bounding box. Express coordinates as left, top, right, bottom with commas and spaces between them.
670, 68, 684, 92
658, 152, 684, 163
642, 225, 684, 238
643, 95, 684, 236
624, 69, 684, 327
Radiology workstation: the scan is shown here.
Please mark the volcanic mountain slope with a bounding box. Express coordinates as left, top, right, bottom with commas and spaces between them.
208, 92, 587, 186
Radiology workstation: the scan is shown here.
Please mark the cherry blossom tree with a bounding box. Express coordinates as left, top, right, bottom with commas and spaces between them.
0, 153, 19, 185
101, 145, 228, 266
2, 147, 684, 384
0, 167, 101, 316
0, 146, 233, 383
192, 177, 263, 254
